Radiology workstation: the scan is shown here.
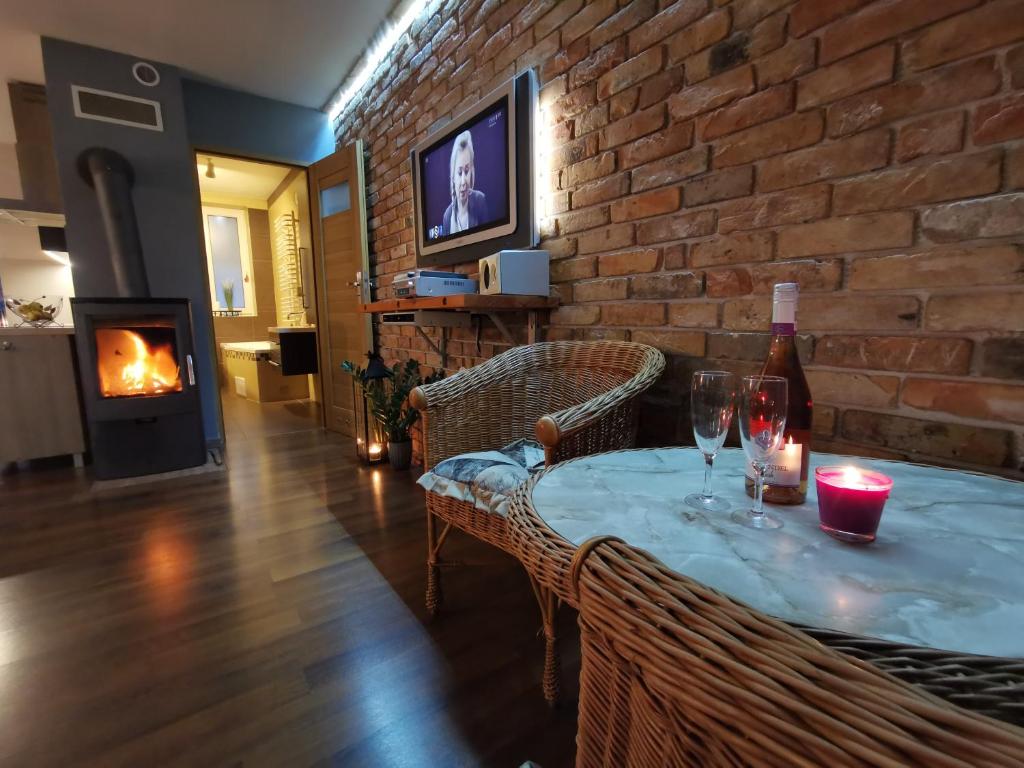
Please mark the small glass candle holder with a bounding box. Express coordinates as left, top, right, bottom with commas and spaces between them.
815, 466, 893, 544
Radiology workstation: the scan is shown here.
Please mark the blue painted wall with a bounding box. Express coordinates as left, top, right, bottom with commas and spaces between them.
182, 80, 333, 167
42, 38, 333, 448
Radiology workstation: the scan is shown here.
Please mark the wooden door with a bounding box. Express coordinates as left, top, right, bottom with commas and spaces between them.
308, 141, 372, 436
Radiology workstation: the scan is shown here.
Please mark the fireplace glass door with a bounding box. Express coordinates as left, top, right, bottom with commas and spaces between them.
93, 319, 183, 398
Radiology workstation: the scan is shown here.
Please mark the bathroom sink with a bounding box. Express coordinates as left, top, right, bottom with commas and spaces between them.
269, 325, 316, 334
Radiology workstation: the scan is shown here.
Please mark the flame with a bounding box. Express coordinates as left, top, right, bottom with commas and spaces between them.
842, 466, 863, 485
96, 328, 182, 398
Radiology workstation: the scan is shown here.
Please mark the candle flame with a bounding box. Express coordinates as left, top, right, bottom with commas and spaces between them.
842, 466, 863, 485
787, 435, 794, 445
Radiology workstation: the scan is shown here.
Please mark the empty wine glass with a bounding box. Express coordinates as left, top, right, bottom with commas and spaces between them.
685, 371, 735, 513
732, 375, 788, 530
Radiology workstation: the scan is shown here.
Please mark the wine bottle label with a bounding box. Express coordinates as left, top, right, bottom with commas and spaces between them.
771, 322, 795, 336
745, 442, 802, 488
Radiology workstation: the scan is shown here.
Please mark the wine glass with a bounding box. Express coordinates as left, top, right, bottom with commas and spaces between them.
732, 375, 788, 530
685, 371, 735, 513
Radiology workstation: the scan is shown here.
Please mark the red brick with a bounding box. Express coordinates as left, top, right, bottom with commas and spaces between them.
637, 210, 717, 245
789, 0, 872, 37
602, 302, 666, 326
755, 38, 817, 88
833, 150, 1001, 215
748, 259, 843, 293
667, 65, 755, 122
972, 95, 1024, 146
578, 222, 636, 254
819, 0, 978, 65
713, 111, 824, 168
542, 35, 589, 80
827, 56, 1000, 137
841, 410, 1012, 468
550, 133, 599, 169
849, 245, 1024, 290
609, 87, 640, 120
756, 129, 890, 192
572, 173, 630, 208
619, 122, 695, 170
553, 83, 597, 121
925, 291, 1024, 332
550, 304, 601, 325
1009, 146, 1024, 190
920, 194, 1024, 242
590, 0, 657, 49
778, 212, 914, 257
637, 67, 686, 110
698, 84, 794, 141
569, 38, 627, 90
597, 47, 664, 99
576, 103, 610, 136
669, 302, 720, 328
535, 0, 584, 40
801, 294, 921, 331
815, 335, 973, 374
628, 0, 707, 56
684, 165, 754, 206
631, 271, 702, 299
564, 152, 616, 187
513, 0, 560, 36
666, 8, 731, 66
631, 329, 706, 355
796, 45, 896, 110
807, 369, 900, 408
600, 103, 666, 149
663, 244, 686, 271
573, 277, 629, 302
550, 255, 597, 282
717, 183, 831, 234
691, 231, 774, 268
902, 379, 1024, 425
480, 23, 512, 63
630, 146, 709, 193
599, 248, 660, 276
706, 268, 753, 298
1010, 44, 1024, 89
732, 0, 791, 28
611, 187, 681, 222
895, 111, 965, 162
721, 296, 771, 330
903, 0, 1024, 72
979, 338, 1024, 379
561, 0, 617, 45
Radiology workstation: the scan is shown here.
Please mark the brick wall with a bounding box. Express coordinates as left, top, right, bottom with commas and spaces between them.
334, 0, 1024, 478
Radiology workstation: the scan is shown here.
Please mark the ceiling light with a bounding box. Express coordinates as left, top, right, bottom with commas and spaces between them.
325, 0, 429, 123
205, 158, 216, 179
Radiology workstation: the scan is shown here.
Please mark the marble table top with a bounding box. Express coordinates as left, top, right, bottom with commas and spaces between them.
532, 448, 1024, 657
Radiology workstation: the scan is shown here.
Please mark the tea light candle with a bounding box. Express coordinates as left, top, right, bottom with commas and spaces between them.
815, 465, 893, 544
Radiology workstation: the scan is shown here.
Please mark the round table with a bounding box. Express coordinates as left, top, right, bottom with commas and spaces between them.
508, 447, 1024, 718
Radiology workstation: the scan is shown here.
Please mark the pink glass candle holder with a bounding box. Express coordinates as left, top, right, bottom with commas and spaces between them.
815, 466, 893, 544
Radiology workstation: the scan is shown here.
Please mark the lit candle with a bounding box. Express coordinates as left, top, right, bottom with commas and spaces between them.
369, 443, 382, 457
815, 465, 893, 544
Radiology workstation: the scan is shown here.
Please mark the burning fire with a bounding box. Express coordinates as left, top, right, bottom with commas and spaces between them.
96, 328, 182, 397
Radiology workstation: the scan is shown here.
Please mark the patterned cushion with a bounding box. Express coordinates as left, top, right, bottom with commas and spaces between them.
417, 438, 546, 517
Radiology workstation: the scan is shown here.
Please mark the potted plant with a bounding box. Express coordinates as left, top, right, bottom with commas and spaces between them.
342, 355, 442, 470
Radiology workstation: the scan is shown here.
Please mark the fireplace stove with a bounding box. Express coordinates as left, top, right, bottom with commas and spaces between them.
71, 298, 206, 479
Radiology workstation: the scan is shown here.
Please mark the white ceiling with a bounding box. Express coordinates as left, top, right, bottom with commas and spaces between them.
0, 0, 396, 109
197, 153, 291, 202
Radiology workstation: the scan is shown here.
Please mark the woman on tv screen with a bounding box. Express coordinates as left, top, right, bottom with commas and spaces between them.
443, 130, 489, 235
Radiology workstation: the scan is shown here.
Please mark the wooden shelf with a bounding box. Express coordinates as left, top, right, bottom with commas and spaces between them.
360, 294, 558, 313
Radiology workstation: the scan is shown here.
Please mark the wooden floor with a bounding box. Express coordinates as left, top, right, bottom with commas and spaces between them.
0, 427, 580, 766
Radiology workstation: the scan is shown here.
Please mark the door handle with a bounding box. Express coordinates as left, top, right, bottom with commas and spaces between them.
186, 354, 196, 386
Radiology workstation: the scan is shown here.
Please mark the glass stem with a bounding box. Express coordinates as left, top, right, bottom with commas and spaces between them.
701, 454, 715, 498
752, 464, 766, 518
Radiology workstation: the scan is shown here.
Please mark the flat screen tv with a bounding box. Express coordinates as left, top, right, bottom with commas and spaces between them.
412, 70, 537, 267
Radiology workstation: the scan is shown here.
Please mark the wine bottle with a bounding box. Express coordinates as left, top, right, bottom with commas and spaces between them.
745, 282, 813, 504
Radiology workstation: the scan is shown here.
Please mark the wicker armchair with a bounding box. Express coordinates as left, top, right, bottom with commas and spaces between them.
570, 536, 1024, 768
409, 341, 665, 620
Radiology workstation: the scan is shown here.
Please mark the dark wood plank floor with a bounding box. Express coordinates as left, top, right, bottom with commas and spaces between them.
0, 427, 580, 767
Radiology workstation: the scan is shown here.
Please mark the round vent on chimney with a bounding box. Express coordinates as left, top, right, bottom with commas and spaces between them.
132, 62, 160, 87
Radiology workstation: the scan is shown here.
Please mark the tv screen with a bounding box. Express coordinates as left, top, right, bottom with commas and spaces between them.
417, 95, 510, 246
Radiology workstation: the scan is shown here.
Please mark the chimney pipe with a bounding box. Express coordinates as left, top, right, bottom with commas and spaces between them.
76, 147, 150, 297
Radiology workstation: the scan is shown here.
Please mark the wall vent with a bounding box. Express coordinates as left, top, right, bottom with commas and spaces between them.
71, 85, 163, 132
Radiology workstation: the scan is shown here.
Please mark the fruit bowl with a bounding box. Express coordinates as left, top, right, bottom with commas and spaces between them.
4, 296, 64, 327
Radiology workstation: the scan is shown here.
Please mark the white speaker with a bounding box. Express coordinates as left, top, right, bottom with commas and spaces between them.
479, 250, 550, 296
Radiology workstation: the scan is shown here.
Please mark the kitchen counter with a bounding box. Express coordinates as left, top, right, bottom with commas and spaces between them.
0, 325, 75, 335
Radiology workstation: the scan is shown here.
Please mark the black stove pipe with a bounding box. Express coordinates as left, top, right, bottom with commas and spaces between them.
76, 147, 150, 298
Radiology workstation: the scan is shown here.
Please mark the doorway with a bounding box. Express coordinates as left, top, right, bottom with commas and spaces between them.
194, 152, 322, 442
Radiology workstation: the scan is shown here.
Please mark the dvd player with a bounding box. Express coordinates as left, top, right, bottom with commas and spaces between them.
392, 269, 477, 298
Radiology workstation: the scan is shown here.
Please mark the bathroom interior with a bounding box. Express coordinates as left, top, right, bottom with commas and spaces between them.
196, 152, 320, 441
